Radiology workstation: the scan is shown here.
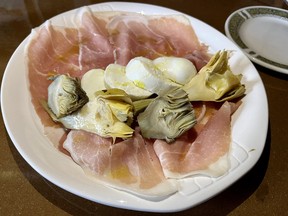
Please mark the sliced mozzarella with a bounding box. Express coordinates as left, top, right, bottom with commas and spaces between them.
104, 63, 152, 100
153, 56, 197, 85
81, 69, 105, 99
125, 57, 180, 95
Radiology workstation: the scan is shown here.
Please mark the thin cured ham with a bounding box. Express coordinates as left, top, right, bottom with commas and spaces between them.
107, 13, 210, 69
25, 6, 240, 199
63, 101, 239, 197
63, 129, 178, 198
26, 22, 81, 128
153, 101, 238, 178
77, 8, 115, 71
26, 9, 209, 128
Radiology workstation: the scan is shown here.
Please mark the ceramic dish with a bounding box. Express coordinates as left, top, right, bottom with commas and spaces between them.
1, 2, 268, 212
225, 6, 288, 74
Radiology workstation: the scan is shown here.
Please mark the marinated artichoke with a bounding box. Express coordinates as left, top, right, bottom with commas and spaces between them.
137, 88, 196, 143
183, 50, 245, 102
132, 98, 153, 115
57, 89, 134, 140
47, 74, 88, 118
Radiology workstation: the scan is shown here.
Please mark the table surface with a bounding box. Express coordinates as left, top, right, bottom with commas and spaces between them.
1, 0, 288, 215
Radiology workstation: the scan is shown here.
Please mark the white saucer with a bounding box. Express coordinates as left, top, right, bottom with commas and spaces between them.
225, 6, 288, 74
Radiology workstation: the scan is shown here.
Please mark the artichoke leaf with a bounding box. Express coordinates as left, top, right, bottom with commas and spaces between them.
132, 98, 154, 115
94, 89, 134, 125
56, 89, 134, 140
94, 88, 133, 104
138, 88, 196, 143
183, 50, 245, 102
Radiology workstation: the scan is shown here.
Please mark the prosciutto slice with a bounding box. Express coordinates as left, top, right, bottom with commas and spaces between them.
63, 129, 178, 198
77, 8, 115, 71
25, 7, 235, 198
153, 101, 238, 178
26, 10, 211, 149
26, 10, 209, 126
26, 22, 80, 128
107, 13, 210, 69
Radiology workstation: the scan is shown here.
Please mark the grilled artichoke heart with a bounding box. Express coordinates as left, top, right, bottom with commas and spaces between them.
183, 50, 245, 102
137, 88, 196, 143
47, 74, 88, 118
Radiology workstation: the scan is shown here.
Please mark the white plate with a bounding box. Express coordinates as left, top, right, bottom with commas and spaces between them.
1, 2, 268, 212
225, 6, 288, 74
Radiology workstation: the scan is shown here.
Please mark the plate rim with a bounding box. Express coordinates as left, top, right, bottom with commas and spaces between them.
1, 1, 269, 212
224, 5, 288, 74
